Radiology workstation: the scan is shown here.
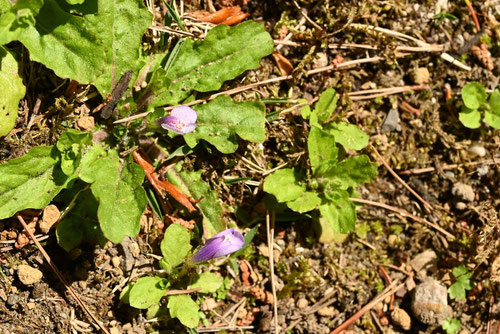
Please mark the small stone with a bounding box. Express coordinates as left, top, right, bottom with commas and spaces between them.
296, 298, 309, 310
382, 109, 400, 132
18, 264, 43, 285
258, 244, 270, 257
317, 306, 335, 317
391, 307, 411, 330
110, 328, 122, 334
111, 256, 121, 268
452, 183, 475, 202
39, 205, 61, 233
0, 289, 6, 301
76, 116, 95, 131
313, 52, 329, 68
387, 234, 398, 246
27, 302, 36, 310
6, 294, 18, 307
413, 67, 430, 84
129, 242, 140, 258
469, 145, 486, 157
410, 250, 437, 276
122, 323, 132, 330
110, 327, 122, 334
455, 202, 467, 210
201, 298, 219, 311
411, 279, 451, 325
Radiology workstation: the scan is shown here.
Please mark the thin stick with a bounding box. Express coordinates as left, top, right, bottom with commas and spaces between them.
350, 85, 427, 100
370, 145, 434, 213
197, 325, 254, 333
267, 211, 279, 333
114, 54, 411, 124
378, 265, 394, 311
292, 0, 323, 31
303, 289, 336, 315
16, 214, 110, 334
399, 159, 498, 175
350, 23, 428, 46
349, 198, 455, 239
330, 281, 404, 334
465, 0, 481, 32
164, 287, 201, 296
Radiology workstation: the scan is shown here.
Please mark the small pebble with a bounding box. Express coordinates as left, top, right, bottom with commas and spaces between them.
411, 279, 451, 325
469, 145, 486, 157
109, 328, 122, 334
76, 116, 95, 131
413, 67, 430, 84
391, 307, 412, 330
317, 306, 335, 317
111, 256, 121, 268
27, 302, 36, 310
18, 264, 43, 285
296, 298, 309, 310
6, 294, 18, 307
382, 109, 400, 132
452, 183, 475, 202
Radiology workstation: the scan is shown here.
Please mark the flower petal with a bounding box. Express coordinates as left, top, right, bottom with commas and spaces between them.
171, 106, 198, 124
191, 228, 245, 264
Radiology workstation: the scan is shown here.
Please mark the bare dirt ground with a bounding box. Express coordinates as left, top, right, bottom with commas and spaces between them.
1, 0, 499, 333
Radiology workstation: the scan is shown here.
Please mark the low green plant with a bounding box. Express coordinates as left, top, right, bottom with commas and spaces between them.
442, 318, 461, 334
459, 82, 500, 129
263, 88, 377, 235
448, 264, 473, 300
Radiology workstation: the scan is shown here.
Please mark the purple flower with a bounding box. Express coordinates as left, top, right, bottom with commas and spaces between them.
158, 106, 197, 135
191, 228, 245, 264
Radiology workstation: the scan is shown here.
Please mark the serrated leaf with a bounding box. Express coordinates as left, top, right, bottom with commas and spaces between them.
146, 21, 273, 107
310, 88, 338, 127
307, 126, 338, 171
56, 189, 106, 251
167, 163, 225, 238
190, 272, 223, 293
459, 106, 481, 129
318, 155, 377, 190
0, 46, 25, 136
0, 146, 73, 219
462, 82, 487, 109
168, 295, 200, 328
160, 224, 192, 271
129, 276, 169, 309
183, 95, 266, 154
0, 0, 152, 95
90, 150, 147, 243
287, 191, 321, 213
448, 265, 473, 300
442, 318, 461, 334
319, 196, 356, 233
324, 122, 369, 151
263, 168, 306, 203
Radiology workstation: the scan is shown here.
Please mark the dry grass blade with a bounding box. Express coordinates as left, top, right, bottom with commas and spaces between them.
266, 211, 279, 333
15, 214, 110, 334
349, 198, 454, 239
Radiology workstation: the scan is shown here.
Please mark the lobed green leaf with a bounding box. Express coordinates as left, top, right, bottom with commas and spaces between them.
307, 126, 338, 171
319, 196, 356, 234
459, 106, 481, 129
263, 168, 306, 203
461, 82, 487, 110
160, 224, 192, 271
190, 272, 223, 293
168, 295, 200, 328
324, 122, 369, 151
129, 276, 169, 309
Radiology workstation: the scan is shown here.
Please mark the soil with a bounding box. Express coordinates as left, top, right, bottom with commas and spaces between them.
1, 1, 500, 334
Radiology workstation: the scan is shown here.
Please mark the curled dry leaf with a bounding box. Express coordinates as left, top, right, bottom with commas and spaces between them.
39, 205, 61, 234
272, 51, 293, 75
188, 6, 248, 26
15, 218, 37, 249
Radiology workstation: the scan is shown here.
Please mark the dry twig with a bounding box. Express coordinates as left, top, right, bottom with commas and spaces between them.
266, 211, 279, 333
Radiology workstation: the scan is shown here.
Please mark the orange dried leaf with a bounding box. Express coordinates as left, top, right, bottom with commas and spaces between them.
220, 12, 250, 26
192, 6, 242, 24
272, 51, 293, 75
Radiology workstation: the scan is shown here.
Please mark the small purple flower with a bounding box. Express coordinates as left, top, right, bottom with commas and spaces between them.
158, 106, 197, 135
191, 228, 245, 264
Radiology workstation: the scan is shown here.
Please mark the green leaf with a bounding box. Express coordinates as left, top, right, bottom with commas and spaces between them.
90, 151, 147, 243
485, 89, 500, 129
263, 168, 306, 203
146, 21, 273, 107
0, 0, 152, 95
190, 272, 223, 293
55, 129, 92, 176
168, 295, 200, 328
66, 0, 85, 4
310, 88, 338, 127
442, 318, 461, 334
307, 126, 338, 171
287, 191, 321, 213
56, 189, 106, 251
459, 106, 481, 129
129, 276, 169, 309
166, 163, 225, 238
461, 82, 487, 109
324, 122, 369, 151
299, 99, 311, 119
0, 146, 73, 219
318, 155, 377, 190
0, 47, 25, 136
448, 265, 473, 300
160, 224, 192, 271
183, 95, 266, 154
78, 143, 107, 183
319, 196, 356, 233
